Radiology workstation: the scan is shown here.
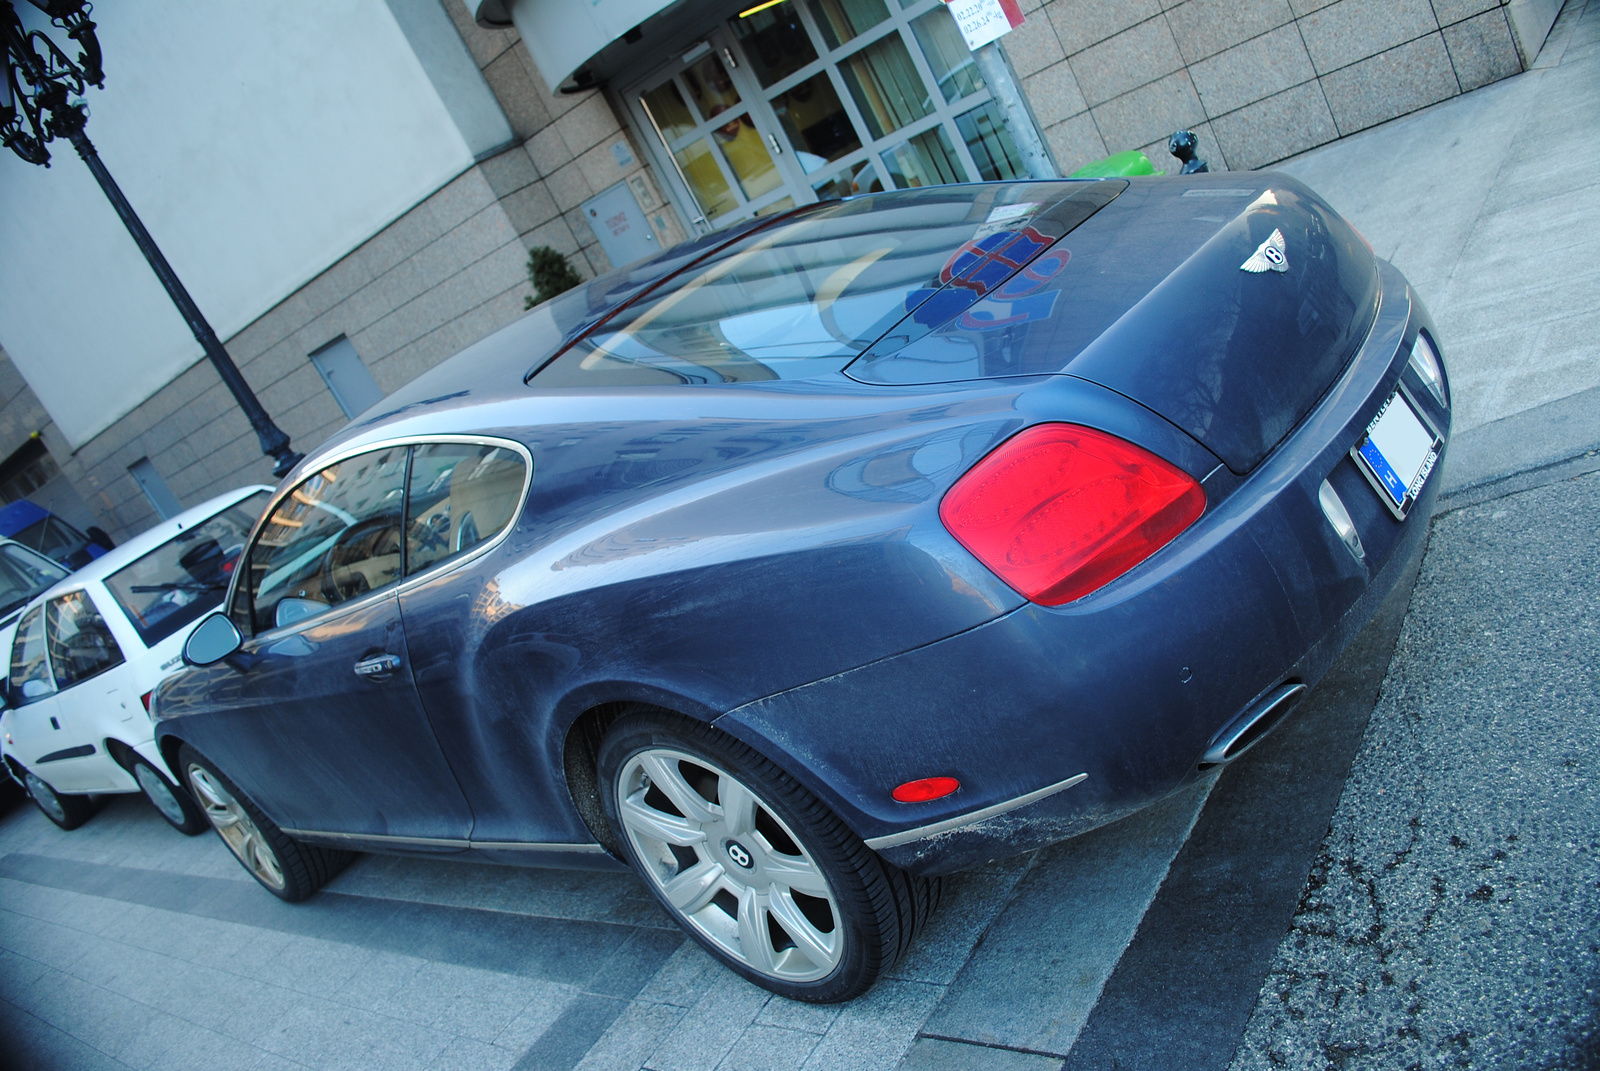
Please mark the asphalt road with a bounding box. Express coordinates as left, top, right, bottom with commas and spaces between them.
1233, 465, 1600, 1070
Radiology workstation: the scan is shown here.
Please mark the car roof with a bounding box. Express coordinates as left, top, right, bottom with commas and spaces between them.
0, 499, 50, 536
297, 181, 1125, 472
27, 485, 273, 603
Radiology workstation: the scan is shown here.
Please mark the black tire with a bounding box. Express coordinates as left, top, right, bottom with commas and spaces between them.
177, 743, 351, 901
21, 767, 97, 831
126, 753, 209, 835
597, 707, 940, 1003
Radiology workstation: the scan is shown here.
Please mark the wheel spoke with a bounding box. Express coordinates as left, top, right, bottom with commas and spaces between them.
638, 754, 716, 826
767, 888, 837, 967
763, 854, 832, 898
662, 860, 726, 914
238, 828, 259, 868
621, 790, 707, 847
736, 886, 777, 974
207, 805, 242, 829
188, 771, 227, 810
249, 834, 283, 887
717, 777, 757, 838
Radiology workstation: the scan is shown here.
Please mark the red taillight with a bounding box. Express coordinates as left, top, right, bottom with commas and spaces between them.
939, 424, 1205, 605
139, 691, 152, 713
892, 777, 960, 803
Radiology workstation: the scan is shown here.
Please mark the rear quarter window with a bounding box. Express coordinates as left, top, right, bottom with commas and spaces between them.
9, 605, 55, 701
46, 591, 124, 688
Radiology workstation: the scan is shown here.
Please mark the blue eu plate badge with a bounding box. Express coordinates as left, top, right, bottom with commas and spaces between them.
1351, 387, 1442, 520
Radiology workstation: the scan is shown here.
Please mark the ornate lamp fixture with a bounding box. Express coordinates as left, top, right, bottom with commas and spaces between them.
2, 0, 303, 477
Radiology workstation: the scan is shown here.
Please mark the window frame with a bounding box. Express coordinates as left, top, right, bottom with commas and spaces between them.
227, 435, 533, 641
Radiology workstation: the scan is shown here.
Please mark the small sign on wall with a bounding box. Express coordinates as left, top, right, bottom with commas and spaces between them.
581, 182, 659, 269
943, 0, 1024, 50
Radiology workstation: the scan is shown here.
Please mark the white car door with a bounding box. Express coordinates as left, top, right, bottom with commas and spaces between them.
5, 603, 84, 789
33, 590, 131, 793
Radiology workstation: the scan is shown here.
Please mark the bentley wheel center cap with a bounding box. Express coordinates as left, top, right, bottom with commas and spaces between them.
726, 840, 754, 869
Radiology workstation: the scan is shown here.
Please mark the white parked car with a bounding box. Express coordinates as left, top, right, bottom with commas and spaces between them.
1, 486, 272, 832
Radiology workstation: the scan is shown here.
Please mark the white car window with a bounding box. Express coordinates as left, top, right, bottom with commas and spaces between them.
9, 604, 55, 700
45, 591, 125, 689
102, 491, 269, 648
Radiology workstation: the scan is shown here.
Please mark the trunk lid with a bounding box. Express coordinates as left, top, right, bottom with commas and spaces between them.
846, 175, 1381, 473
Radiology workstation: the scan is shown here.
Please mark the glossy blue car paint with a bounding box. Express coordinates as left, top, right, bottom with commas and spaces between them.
720, 261, 1446, 872
153, 173, 1448, 877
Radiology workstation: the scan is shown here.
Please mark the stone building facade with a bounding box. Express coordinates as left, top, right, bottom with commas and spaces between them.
1008, 0, 1540, 173
0, 0, 1560, 543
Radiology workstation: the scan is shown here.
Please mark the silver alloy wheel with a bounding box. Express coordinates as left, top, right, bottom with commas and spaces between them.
23, 769, 66, 824
134, 762, 187, 826
616, 748, 843, 983
186, 763, 285, 891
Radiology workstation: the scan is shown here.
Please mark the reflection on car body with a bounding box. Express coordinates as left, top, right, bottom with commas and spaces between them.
154, 175, 1450, 1002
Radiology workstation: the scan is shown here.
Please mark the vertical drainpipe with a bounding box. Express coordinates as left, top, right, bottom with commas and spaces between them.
972, 41, 1057, 180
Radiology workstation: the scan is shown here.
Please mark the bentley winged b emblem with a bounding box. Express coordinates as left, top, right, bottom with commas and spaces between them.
1241, 228, 1289, 273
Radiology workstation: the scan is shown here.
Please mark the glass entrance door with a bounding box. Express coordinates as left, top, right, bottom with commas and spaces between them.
633, 31, 794, 229
627, 0, 1035, 233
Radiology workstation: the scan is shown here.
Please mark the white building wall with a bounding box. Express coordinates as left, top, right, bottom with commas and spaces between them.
0, 0, 481, 448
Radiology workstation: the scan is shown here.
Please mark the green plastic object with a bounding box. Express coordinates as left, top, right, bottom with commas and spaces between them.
1070, 150, 1165, 178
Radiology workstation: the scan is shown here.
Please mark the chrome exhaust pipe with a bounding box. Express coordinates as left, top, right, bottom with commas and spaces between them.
1201, 683, 1307, 767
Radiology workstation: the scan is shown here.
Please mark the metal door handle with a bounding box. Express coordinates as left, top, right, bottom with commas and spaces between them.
353, 654, 402, 678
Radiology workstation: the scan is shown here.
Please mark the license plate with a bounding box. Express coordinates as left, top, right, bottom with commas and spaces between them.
1351, 387, 1442, 520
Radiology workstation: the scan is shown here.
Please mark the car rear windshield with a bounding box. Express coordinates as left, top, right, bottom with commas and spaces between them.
531, 184, 1083, 387
104, 492, 270, 649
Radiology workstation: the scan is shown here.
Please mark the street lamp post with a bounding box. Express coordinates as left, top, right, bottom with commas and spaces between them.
1, 0, 303, 477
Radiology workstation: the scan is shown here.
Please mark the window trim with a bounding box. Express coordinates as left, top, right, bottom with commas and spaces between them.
229, 434, 534, 643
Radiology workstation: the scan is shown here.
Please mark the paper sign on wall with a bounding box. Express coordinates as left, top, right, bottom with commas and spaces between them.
942, 0, 1024, 50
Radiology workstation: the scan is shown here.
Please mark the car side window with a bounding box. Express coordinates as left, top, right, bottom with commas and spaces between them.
45, 590, 125, 688
244, 447, 409, 633
405, 444, 527, 575
9, 605, 55, 701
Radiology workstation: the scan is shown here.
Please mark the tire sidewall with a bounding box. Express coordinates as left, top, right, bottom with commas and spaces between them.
178, 743, 313, 901
130, 755, 209, 835
596, 712, 878, 1003
23, 768, 91, 830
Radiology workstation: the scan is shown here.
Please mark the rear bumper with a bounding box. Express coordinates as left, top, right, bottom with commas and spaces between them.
715, 261, 1448, 875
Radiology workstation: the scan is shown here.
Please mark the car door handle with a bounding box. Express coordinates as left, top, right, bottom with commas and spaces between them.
353, 654, 402, 678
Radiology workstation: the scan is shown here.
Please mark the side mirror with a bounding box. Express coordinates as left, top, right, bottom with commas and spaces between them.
274, 597, 325, 628
183, 613, 243, 667
20, 679, 52, 700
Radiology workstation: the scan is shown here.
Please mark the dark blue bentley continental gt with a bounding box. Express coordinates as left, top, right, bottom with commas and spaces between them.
154, 173, 1449, 1001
